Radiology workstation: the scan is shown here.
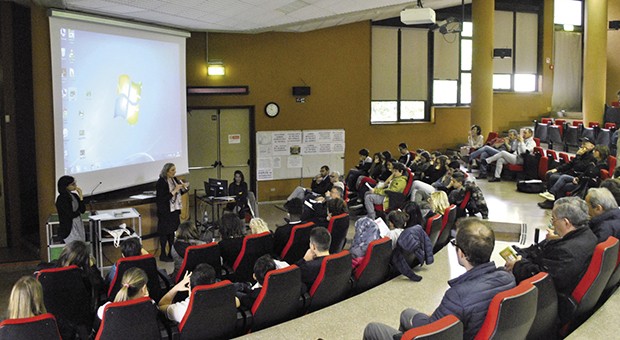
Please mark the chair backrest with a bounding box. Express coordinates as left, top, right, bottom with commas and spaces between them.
175, 242, 222, 283
570, 236, 619, 320
251, 265, 302, 332
401, 314, 463, 340
540, 118, 553, 124
555, 119, 567, 126
280, 222, 315, 264
609, 155, 617, 173
573, 120, 584, 127
474, 283, 538, 340
520, 272, 558, 340
534, 123, 548, 143
533, 146, 544, 156
604, 242, 620, 294
308, 251, 352, 312
589, 121, 600, 128
436, 205, 457, 249
538, 155, 549, 180
231, 232, 273, 282
548, 125, 562, 144
95, 297, 160, 340
605, 122, 617, 130
581, 127, 596, 141
564, 125, 581, 147
353, 237, 392, 293
558, 152, 570, 164
403, 168, 415, 199
484, 132, 499, 145
36, 265, 92, 327
546, 149, 558, 161
0, 313, 62, 340
108, 254, 164, 301
596, 128, 611, 146
327, 213, 350, 254
178, 281, 238, 340
459, 191, 471, 211
425, 214, 443, 248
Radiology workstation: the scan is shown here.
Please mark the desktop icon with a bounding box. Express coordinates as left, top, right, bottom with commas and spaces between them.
60, 28, 66, 37
68, 29, 75, 40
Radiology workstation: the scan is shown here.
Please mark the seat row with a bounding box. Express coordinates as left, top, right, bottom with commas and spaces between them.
534, 119, 617, 154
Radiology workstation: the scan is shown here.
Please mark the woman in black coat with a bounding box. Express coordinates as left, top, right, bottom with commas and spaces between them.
55, 175, 86, 244
156, 163, 188, 262
227, 170, 248, 218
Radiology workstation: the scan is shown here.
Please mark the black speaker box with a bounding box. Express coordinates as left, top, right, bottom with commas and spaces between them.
292, 86, 311, 96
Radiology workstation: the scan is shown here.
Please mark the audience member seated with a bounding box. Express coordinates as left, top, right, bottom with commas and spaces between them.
483, 127, 535, 182
284, 165, 332, 206
460, 124, 484, 161
106, 237, 149, 286
345, 148, 373, 190
296, 227, 332, 292
352, 155, 394, 207
538, 144, 609, 209
540, 137, 596, 199
385, 210, 409, 249
447, 172, 489, 219
273, 198, 304, 256
350, 217, 381, 268
366, 152, 386, 183
364, 218, 515, 340
219, 213, 247, 268
402, 201, 425, 228
505, 197, 597, 323
398, 143, 415, 168
7, 276, 47, 320
473, 129, 518, 177
429, 157, 461, 193
363, 162, 408, 219
249, 217, 270, 235
411, 155, 448, 200
170, 222, 205, 280
390, 222, 433, 282
422, 191, 450, 220
226, 170, 249, 219
409, 151, 431, 180
97, 267, 151, 321
586, 188, 620, 243
159, 263, 239, 323
301, 187, 345, 226
601, 178, 620, 205
235, 254, 276, 309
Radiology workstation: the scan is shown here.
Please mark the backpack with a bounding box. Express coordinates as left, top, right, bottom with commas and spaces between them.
516, 179, 545, 193
519, 151, 541, 180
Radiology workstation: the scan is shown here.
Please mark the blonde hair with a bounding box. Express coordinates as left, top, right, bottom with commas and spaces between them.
7, 276, 46, 319
430, 191, 450, 214
249, 218, 269, 234
114, 267, 148, 302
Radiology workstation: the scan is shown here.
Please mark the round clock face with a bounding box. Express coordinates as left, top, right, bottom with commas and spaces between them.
265, 102, 279, 117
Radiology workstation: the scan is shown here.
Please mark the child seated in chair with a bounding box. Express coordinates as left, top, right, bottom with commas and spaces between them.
235, 254, 277, 309
105, 237, 149, 286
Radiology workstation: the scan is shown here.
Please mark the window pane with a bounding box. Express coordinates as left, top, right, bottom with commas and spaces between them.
554, 0, 582, 26
371, 101, 397, 122
461, 39, 472, 71
433, 80, 457, 104
514, 74, 536, 92
400, 101, 425, 120
462, 22, 472, 37
460, 73, 471, 104
493, 74, 511, 90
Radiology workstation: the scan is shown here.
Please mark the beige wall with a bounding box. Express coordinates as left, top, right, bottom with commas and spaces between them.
607, 1, 620, 104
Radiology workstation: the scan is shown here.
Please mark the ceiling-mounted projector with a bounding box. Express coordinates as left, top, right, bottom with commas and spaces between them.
400, 8, 436, 25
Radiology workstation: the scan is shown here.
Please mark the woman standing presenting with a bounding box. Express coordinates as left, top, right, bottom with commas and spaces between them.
55, 176, 86, 244
156, 163, 188, 262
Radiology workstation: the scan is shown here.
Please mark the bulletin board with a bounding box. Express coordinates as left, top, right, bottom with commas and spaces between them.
256, 129, 345, 181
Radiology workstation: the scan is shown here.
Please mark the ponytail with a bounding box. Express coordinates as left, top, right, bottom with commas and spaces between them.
114, 267, 148, 302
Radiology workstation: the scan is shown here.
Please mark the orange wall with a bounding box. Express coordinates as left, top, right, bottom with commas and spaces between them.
607, 1, 620, 104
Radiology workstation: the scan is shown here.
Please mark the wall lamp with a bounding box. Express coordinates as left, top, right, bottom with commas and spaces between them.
207, 60, 225, 76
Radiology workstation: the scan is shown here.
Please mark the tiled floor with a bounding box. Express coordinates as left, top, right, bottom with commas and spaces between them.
0, 176, 552, 326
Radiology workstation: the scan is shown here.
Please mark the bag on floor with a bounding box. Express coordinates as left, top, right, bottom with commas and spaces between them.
517, 179, 545, 193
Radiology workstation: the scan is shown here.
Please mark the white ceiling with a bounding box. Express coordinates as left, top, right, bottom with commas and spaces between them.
32, 0, 470, 33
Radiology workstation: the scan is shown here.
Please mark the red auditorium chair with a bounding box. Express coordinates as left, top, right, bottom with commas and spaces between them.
229, 232, 273, 282
401, 314, 463, 340
602, 156, 618, 180
520, 272, 558, 340
175, 242, 222, 283
36, 265, 93, 339
173, 281, 243, 340
374, 168, 415, 217
540, 118, 553, 124
546, 149, 558, 162
307, 251, 352, 313
435, 204, 457, 251
558, 152, 570, 164
424, 214, 443, 249
108, 254, 170, 302
555, 118, 567, 127
560, 236, 619, 336
327, 212, 350, 254
601, 240, 620, 303
474, 283, 538, 340
572, 120, 584, 127
605, 122, 616, 130
0, 313, 62, 340
352, 237, 392, 295
538, 154, 549, 180
588, 121, 600, 128
280, 222, 315, 264
533, 146, 544, 156
457, 191, 471, 218
95, 297, 162, 340
247, 265, 303, 332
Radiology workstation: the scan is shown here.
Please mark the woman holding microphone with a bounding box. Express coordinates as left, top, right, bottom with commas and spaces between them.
156, 163, 188, 262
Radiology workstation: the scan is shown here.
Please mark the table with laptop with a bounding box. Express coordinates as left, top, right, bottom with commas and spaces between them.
194, 178, 237, 227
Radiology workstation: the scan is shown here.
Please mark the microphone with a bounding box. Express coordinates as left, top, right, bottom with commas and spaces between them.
89, 181, 102, 215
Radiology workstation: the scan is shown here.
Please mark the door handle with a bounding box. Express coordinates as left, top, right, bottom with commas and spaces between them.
211, 161, 220, 167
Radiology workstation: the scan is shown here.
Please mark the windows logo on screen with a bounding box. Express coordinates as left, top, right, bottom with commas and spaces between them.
114, 74, 142, 125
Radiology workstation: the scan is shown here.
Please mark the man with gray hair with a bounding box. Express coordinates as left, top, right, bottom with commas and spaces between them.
586, 187, 620, 243
505, 196, 597, 322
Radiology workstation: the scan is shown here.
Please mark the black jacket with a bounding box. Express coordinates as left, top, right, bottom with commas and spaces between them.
590, 208, 620, 243
556, 150, 596, 177
310, 176, 332, 195
55, 192, 86, 239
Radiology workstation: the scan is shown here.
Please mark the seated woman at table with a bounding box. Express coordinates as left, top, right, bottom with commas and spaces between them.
219, 213, 246, 268
227, 170, 248, 219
